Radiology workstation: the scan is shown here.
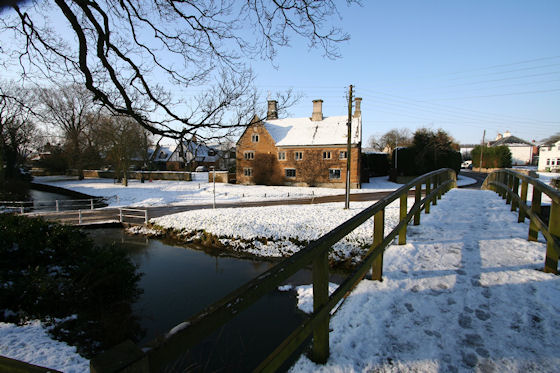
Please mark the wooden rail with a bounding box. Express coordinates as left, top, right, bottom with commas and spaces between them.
90, 169, 457, 373
482, 169, 560, 274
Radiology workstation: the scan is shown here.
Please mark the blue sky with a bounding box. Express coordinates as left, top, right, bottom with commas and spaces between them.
250, 0, 560, 145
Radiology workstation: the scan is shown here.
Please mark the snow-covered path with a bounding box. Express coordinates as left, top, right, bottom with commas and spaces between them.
292, 189, 560, 372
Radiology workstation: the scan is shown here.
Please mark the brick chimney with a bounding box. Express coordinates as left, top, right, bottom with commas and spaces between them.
267, 100, 278, 120
353, 97, 362, 118
312, 99, 323, 121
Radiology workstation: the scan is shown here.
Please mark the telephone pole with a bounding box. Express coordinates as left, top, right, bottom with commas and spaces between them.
479, 130, 486, 171
345, 85, 353, 210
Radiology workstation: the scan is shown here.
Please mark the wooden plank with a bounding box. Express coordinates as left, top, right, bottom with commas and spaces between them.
425, 182, 431, 214
0, 355, 62, 373
414, 183, 421, 225
519, 180, 528, 223
311, 250, 330, 363
398, 193, 407, 245
506, 173, 513, 205
529, 190, 541, 242
432, 176, 438, 206
372, 209, 385, 281
544, 201, 560, 274
511, 176, 519, 212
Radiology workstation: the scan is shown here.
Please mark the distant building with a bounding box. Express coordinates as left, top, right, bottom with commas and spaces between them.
538, 140, 560, 172
236, 99, 362, 188
488, 131, 536, 166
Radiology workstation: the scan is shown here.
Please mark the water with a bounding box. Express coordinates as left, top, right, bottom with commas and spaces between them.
29, 189, 75, 211
89, 228, 316, 371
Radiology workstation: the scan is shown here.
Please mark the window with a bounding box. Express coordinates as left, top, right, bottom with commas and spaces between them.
244, 168, 253, 176
329, 169, 341, 179
159, 151, 167, 159
339, 151, 347, 160
278, 151, 286, 161
547, 159, 551, 165
244, 151, 255, 160
252, 134, 259, 142
295, 151, 303, 161
323, 151, 331, 160
208, 149, 216, 156
285, 168, 296, 178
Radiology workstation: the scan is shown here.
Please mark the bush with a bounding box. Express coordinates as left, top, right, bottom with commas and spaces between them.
471, 145, 512, 168
0, 214, 143, 356
361, 153, 389, 179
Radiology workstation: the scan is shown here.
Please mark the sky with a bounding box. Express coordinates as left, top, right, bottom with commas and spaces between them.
2, 1, 559, 147
249, 0, 560, 146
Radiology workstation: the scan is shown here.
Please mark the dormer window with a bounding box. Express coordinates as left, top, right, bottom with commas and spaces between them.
252, 134, 259, 142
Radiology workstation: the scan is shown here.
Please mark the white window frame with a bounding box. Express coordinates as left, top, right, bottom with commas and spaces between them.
243, 168, 253, 176
278, 151, 286, 161
251, 134, 259, 142
294, 151, 303, 161
323, 151, 331, 160
285, 168, 296, 178
244, 151, 255, 160
329, 168, 341, 179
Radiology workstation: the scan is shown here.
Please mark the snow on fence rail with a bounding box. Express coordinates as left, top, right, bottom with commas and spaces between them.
90, 168, 457, 373
483, 169, 560, 274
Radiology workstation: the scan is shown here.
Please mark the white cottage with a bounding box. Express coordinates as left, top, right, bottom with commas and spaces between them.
538, 140, 560, 172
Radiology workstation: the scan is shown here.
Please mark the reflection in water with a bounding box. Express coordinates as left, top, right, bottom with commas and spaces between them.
88, 228, 315, 371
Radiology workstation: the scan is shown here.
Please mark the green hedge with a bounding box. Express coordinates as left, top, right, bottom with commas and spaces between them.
471, 145, 512, 168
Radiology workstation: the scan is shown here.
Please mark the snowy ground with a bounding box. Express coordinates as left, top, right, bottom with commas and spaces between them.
0, 320, 89, 372
288, 189, 560, 372
32, 174, 476, 207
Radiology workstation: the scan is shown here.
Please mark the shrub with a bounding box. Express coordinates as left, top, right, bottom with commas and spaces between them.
471, 145, 512, 168
0, 214, 143, 356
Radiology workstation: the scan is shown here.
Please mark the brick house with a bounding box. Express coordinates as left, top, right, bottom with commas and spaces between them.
236, 99, 362, 188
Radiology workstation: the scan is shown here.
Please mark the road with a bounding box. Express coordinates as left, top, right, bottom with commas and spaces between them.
458, 169, 487, 189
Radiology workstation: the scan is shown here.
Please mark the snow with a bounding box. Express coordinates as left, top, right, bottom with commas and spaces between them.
0, 320, 89, 373
32, 174, 476, 207
289, 189, 560, 372
264, 116, 361, 146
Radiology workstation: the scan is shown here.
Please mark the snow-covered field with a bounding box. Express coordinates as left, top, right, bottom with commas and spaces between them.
33, 174, 476, 207
288, 189, 560, 372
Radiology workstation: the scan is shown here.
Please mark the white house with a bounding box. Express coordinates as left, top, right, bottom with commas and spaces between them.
489, 131, 535, 166
538, 140, 560, 172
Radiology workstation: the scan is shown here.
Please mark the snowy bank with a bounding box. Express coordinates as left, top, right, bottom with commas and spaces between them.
150, 200, 406, 267
288, 189, 560, 372
0, 320, 89, 373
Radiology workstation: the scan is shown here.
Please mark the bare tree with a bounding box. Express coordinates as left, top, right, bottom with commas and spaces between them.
37, 84, 101, 178
368, 128, 412, 153
97, 114, 149, 186
1, 1, 357, 141
0, 82, 36, 181
297, 150, 325, 187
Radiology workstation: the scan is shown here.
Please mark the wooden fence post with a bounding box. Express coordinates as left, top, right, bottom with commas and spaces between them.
56, 200, 59, 212
528, 190, 541, 242
544, 201, 559, 274
119, 209, 123, 223
506, 174, 513, 205
432, 176, 438, 206
414, 183, 421, 225
144, 210, 148, 225
425, 182, 431, 214
399, 193, 407, 245
90, 199, 94, 210
437, 174, 442, 200
312, 249, 330, 364
78, 210, 82, 225
518, 180, 528, 223
544, 201, 560, 274
372, 209, 385, 281
511, 176, 519, 212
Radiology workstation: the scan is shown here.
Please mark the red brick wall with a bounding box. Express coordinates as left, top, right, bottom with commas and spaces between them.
236, 123, 361, 188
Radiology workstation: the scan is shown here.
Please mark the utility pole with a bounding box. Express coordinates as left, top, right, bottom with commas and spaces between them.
345, 85, 353, 210
479, 130, 486, 172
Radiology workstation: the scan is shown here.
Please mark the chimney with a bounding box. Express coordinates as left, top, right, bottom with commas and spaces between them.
312, 99, 323, 121
267, 100, 278, 120
353, 97, 362, 118
504, 130, 512, 138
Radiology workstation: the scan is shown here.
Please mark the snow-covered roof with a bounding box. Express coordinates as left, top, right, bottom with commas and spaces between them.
148, 146, 175, 161
490, 135, 532, 147
263, 115, 361, 147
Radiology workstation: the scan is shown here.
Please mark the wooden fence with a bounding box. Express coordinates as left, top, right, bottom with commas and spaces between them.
482, 169, 560, 274
91, 168, 457, 373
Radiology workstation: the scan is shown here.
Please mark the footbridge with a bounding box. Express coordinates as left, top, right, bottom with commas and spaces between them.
84, 168, 559, 372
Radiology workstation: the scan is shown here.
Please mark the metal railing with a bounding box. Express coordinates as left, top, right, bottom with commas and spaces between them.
0, 197, 108, 213
482, 169, 560, 274
119, 208, 149, 225
91, 168, 457, 372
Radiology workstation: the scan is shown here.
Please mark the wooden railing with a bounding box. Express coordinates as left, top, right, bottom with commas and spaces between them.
482, 169, 560, 274
90, 168, 457, 373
